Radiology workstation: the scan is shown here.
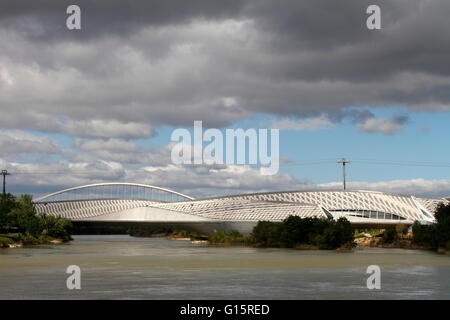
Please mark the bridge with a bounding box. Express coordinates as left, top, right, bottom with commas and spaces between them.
33, 183, 448, 234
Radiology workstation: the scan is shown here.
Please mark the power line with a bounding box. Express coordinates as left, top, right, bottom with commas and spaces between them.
352, 159, 450, 168
284, 158, 450, 168
5, 157, 450, 179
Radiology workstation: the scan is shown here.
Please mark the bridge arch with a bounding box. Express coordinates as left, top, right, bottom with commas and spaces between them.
33, 182, 194, 203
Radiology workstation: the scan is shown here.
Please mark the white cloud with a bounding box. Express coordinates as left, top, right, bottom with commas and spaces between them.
3, 150, 450, 199
75, 138, 140, 153
0, 130, 60, 157
63, 120, 155, 139
317, 178, 450, 198
358, 117, 407, 135
272, 116, 334, 131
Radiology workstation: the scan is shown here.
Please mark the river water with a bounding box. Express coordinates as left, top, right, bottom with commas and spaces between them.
0, 235, 449, 299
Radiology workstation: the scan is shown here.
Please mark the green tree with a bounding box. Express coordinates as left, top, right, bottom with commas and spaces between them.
279, 216, 304, 247
38, 213, 72, 241
412, 203, 450, 249
316, 218, 354, 249
8, 195, 43, 236
252, 221, 282, 246
434, 203, 450, 248
0, 193, 16, 229
382, 226, 398, 244
412, 221, 435, 247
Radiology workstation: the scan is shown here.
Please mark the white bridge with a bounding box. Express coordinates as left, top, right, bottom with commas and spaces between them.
33, 183, 447, 234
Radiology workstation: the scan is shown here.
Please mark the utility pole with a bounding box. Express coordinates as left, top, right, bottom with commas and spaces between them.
337, 158, 350, 190
2, 170, 10, 195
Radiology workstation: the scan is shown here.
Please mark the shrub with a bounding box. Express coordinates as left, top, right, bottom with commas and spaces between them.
313, 218, 353, 249
0, 236, 14, 246
412, 203, 450, 249
252, 216, 354, 249
434, 203, 450, 248
412, 221, 435, 247
38, 213, 72, 242
8, 195, 44, 237
382, 226, 398, 244
395, 224, 408, 236
252, 221, 283, 246
0, 194, 73, 243
0, 193, 16, 230
208, 231, 246, 244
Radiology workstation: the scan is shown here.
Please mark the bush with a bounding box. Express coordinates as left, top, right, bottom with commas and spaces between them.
252, 221, 283, 247
0, 236, 14, 246
434, 203, 450, 248
0, 194, 73, 243
412, 203, 450, 249
208, 230, 246, 244
382, 226, 398, 244
38, 213, 72, 242
7, 195, 44, 236
279, 216, 304, 247
412, 221, 435, 247
251, 216, 354, 249
311, 218, 353, 249
395, 224, 408, 236
0, 193, 16, 230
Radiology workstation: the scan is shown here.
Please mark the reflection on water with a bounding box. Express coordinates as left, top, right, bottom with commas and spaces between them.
0, 235, 449, 299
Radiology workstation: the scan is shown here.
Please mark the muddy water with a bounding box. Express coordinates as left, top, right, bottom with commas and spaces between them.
0, 235, 449, 299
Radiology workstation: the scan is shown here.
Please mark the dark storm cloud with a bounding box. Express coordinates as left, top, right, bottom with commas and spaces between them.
0, 0, 248, 41
1, 0, 450, 132
242, 0, 450, 82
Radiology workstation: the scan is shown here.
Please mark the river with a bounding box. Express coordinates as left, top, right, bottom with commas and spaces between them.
0, 235, 449, 299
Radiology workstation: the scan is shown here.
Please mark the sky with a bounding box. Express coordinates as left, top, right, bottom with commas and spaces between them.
1, 0, 450, 199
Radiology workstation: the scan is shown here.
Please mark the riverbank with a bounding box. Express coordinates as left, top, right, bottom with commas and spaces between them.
0, 233, 69, 248
354, 236, 449, 254
170, 230, 446, 253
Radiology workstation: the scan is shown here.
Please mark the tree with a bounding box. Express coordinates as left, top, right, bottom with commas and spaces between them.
279, 216, 304, 247
382, 226, 398, 244
252, 221, 282, 246
317, 217, 354, 249
412, 203, 450, 249
38, 213, 72, 241
0, 193, 16, 229
434, 203, 450, 248
412, 221, 435, 247
8, 195, 43, 236
252, 216, 354, 249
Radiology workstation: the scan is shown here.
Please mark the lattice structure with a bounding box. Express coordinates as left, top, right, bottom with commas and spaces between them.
155, 199, 326, 221
35, 199, 158, 220
33, 184, 448, 225
33, 182, 193, 203
221, 190, 447, 222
